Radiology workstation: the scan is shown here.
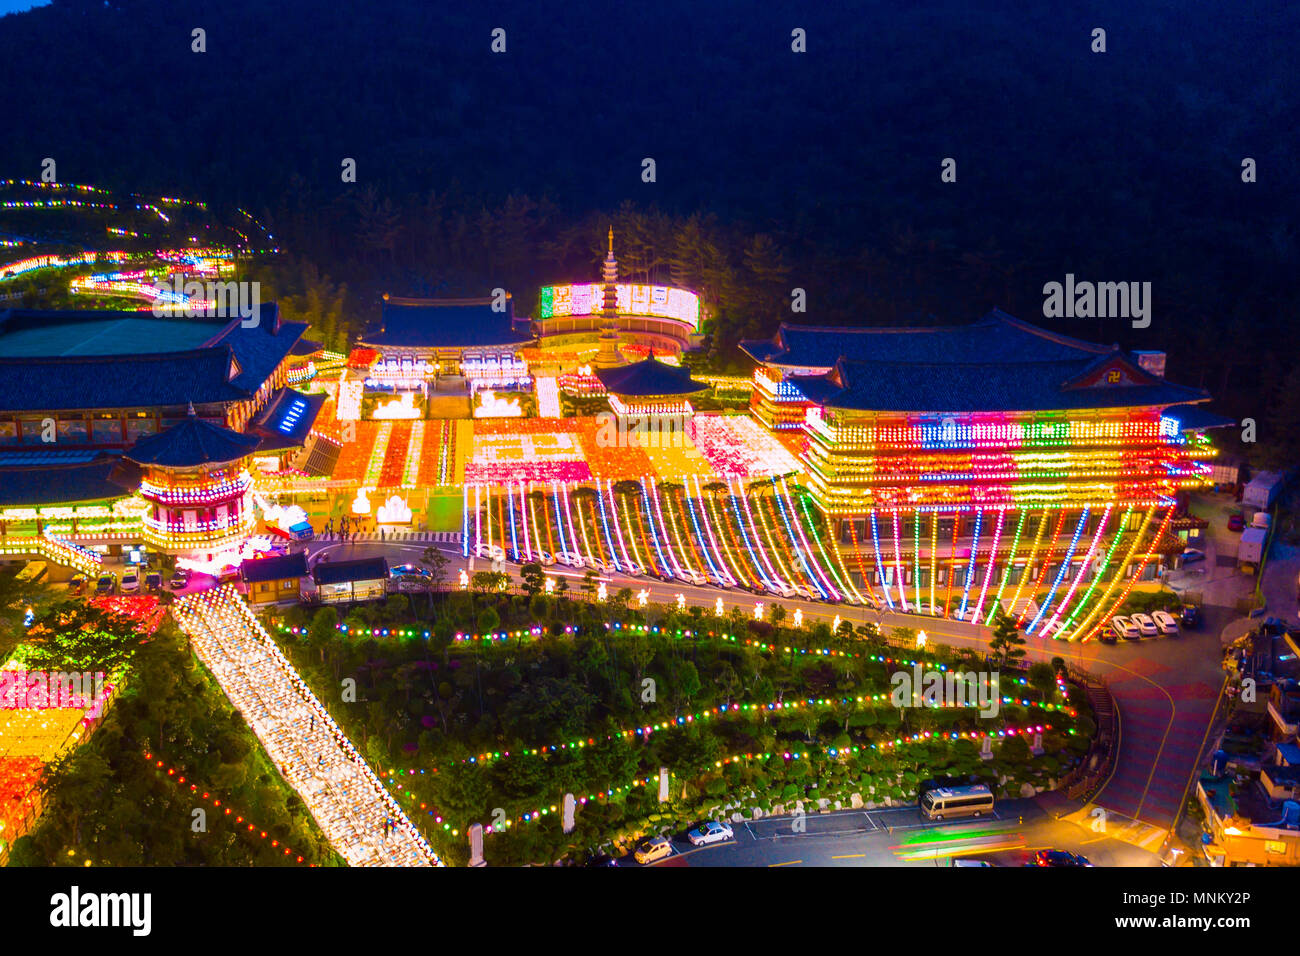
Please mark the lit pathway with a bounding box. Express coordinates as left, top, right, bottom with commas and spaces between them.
173, 586, 441, 867
535, 376, 562, 418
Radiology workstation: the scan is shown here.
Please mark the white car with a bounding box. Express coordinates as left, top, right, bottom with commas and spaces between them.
633, 836, 673, 865
681, 569, 708, 586
120, 569, 141, 593
1041, 618, 1073, 640
912, 603, 944, 617
620, 562, 643, 577
555, 552, 585, 569
1130, 613, 1159, 638
1151, 610, 1180, 635
767, 580, 797, 598
1110, 615, 1142, 640
793, 584, 819, 601
475, 543, 505, 562
686, 820, 734, 846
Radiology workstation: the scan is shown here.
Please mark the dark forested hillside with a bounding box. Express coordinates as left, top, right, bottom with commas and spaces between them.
1, 0, 1296, 457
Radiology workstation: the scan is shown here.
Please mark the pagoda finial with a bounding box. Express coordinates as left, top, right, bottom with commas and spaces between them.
186, 401, 196, 417
608, 225, 614, 257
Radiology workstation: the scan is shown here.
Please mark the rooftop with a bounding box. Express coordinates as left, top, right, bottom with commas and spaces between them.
0, 305, 307, 412
0, 459, 130, 507
246, 387, 327, 453
125, 414, 262, 468
0, 314, 223, 357
312, 555, 389, 586
1164, 403, 1236, 432
747, 311, 1209, 414
360, 295, 534, 349
741, 310, 1119, 369
594, 355, 707, 397
240, 551, 309, 584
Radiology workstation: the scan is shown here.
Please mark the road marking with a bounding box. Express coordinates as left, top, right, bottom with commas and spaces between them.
831, 853, 865, 859
768, 859, 801, 867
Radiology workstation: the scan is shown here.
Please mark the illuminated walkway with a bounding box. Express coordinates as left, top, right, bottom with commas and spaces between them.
173, 586, 441, 867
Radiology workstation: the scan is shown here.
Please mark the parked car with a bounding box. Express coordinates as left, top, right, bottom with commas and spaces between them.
475, 543, 506, 562
144, 571, 163, 592
793, 584, 819, 601
767, 580, 797, 599
120, 568, 141, 593
533, 550, 556, 567
950, 858, 994, 867
1180, 603, 1202, 629
681, 569, 709, 586
1097, 623, 1118, 644
1181, 548, 1206, 565
1130, 613, 1159, 638
1110, 615, 1142, 640
555, 552, 585, 568
168, 568, 191, 590
1029, 849, 1093, 867
390, 564, 432, 591
686, 820, 734, 847
1151, 610, 1180, 635
633, 836, 673, 865
94, 572, 117, 595
1228, 513, 1245, 532
68, 574, 86, 595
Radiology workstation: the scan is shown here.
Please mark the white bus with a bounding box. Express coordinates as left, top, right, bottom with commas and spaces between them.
920, 784, 995, 821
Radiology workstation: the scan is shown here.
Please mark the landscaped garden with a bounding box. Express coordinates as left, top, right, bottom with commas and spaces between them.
265, 579, 1096, 865
2, 588, 341, 867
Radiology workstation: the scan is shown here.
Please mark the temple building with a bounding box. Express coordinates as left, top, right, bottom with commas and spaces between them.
595, 354, 707, 422
123, 409, 260, 559
0, 305, 328, 564
740, 310, 1215, 635
0, 305, 314, 447
359, 295, 534, 382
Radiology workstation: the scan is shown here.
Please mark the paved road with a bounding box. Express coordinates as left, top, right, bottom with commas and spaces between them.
608, 803, 1158, 868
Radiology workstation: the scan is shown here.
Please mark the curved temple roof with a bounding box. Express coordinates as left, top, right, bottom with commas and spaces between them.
594, 355, 707, 397
744, 309, 1210, 413
362, 295, 534, 349
124, 415, 261, 468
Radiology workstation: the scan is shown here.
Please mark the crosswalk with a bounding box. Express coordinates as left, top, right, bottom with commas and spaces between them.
317, 531, 462, 544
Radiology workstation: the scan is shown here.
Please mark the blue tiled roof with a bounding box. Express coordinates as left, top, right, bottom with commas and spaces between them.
0, 305, 307, 412
125, 416, 262, 468
1163, 403, 1236, 432
797, 356, 1207, 413
595, 356, 707, 397
740, 309, 1116, 369
0, 449, 106, 466
360, 295, 533, 348
247, 387, 326, 452
312, 556, 388, 586
0, 460, 130, 507
742, 310, 1208, 413
240, 551, 309, 584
